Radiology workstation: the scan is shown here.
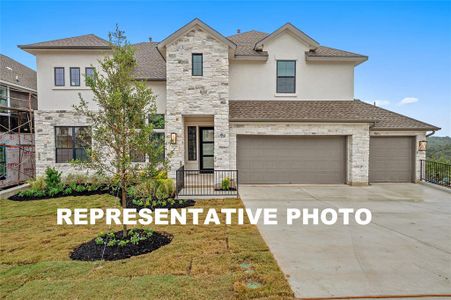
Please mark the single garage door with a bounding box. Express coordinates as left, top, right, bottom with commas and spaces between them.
369, 136, 414, 183
237, 135, 346, 184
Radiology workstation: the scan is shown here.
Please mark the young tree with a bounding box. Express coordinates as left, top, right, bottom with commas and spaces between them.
74, 26, 164, 236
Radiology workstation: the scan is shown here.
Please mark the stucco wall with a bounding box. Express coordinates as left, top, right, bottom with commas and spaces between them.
35, 51, 167, 113
229, 122, 370, 185
229, 33, 355, 101
165, 26, 230, 178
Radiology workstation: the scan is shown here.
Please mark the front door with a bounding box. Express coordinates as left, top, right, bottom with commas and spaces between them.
199, 127, 214, 172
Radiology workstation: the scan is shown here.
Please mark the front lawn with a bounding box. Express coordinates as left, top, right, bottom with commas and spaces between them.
0, 195, 293, 299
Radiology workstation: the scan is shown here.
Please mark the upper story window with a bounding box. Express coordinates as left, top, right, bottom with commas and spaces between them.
276, 60, 296, 93
54, 67, 65, 86
70, 67, 80, 86
192, 53, 203, 76
85, 67, 95, 84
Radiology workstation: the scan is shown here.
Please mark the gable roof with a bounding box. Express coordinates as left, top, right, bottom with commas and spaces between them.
157, 18, 236, 53
254, 23, 319, 50
228, 30, 269, 57
18, 34, 111, 50
133, 42, 166, 80
229, 100, 440, 131
0, 54, 37, 91
17, 22, 367, 80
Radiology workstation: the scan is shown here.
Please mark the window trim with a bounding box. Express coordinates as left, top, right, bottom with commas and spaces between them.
85, 67, 95, 85
54, 126, 91, 163
54, 67, 65, 86
187, 126, 197, 161
192, 53, 203, 76
70, 67, 81, 87
276, 60, 296, 94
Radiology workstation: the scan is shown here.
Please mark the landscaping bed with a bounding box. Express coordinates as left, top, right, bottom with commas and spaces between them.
70, 229, 173, 261
0, 195, 293, 299
127, 198, 195, 210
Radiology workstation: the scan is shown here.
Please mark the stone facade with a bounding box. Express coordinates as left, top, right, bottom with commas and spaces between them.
34, 110, 92, 176
165, 26, 230, 178
229, 122, 371, 185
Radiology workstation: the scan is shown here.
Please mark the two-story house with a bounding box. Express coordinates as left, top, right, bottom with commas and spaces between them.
19, 19, 439, 188
0, 54, 38, 188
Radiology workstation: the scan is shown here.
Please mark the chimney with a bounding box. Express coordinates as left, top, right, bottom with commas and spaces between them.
236, 29, 241, 34
148, 37, 152, 42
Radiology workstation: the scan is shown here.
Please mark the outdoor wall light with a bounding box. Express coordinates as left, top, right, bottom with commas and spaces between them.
170, 133, 177, 144
418, 140, 427, 151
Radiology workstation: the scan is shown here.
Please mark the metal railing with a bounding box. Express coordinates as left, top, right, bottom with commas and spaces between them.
420, 160, 451, 188
175, 166, 238, 197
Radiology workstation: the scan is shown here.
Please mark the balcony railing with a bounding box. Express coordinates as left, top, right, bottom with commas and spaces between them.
175, 166, 238, 197
420, 160, 451, 188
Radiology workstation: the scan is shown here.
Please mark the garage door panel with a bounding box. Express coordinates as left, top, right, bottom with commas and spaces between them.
237, 135, 346, 184
369, 137, 414, 183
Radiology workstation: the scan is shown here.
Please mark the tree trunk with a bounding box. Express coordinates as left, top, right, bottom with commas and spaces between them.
121, 181, 128, 237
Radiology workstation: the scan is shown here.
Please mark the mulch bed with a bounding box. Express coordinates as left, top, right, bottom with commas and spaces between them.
126, 199, 196, 211
8, 188, 110, 201
70, 230, 173, 261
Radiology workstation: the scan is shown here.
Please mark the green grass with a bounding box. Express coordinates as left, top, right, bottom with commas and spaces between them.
0, 195, 293, 299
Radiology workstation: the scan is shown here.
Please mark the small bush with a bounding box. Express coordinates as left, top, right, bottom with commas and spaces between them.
44, 167, 63, 190
27, 176, 47, 190
221, 177, 231, 191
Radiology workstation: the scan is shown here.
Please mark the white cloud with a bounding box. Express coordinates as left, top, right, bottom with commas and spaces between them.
399, 97, 419, 106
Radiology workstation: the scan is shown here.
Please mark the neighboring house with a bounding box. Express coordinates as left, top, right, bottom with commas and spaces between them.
0, 54, 38, 188
19, 18, 439, 188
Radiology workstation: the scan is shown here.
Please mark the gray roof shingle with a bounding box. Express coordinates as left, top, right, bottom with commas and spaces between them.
229, 100, 440, 131
133, 42, 166, 80
19, 34, 111, 49
0, 54, 37, 91
227, 31, 269, 56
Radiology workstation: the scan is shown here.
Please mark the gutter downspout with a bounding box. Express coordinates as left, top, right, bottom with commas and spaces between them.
426, 130, 436, 137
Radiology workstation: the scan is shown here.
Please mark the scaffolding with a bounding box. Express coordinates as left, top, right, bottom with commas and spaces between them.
0, 92, 36, 190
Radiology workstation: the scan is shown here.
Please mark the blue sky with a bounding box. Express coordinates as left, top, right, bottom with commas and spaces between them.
1, 1, 450, 136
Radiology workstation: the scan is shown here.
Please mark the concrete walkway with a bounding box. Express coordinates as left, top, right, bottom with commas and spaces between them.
239, 183, 451, 298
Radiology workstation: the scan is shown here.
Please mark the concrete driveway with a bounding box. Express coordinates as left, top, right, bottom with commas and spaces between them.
239, 184, 451, 298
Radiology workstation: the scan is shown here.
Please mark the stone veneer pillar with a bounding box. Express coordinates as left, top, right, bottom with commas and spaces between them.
165, 26, 230, 179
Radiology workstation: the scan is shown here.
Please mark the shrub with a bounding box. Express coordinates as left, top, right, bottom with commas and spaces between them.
27, 176, 47, 191
221, 177, 231, 191
44, 167, 63, 190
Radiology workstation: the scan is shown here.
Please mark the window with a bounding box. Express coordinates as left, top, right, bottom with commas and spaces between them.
85, 67, 95, 84
54, 67, 65, 86
130, 149, 146, 163
0, 85, 7, 106
151, 132, 165, 162
55, 126, 91, 163
70, 67, 80, 86
187, 126, 197, 161
149, 114, 165, 129
276, 60, 296, 93
192, 53, 203, 76
0, 146, 6, 180
0, 85, 8, 114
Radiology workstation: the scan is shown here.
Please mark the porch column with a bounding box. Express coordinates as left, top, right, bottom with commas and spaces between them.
214, 114, 230, 170
166, 113, 184, 179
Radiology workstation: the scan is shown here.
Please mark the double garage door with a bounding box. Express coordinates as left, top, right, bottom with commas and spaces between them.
236, 135, 414, 184
237, 135, 347, 184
